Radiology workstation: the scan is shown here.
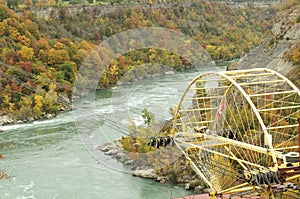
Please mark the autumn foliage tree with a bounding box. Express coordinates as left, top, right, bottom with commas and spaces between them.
0, 4, 96, 120
0, 1, 283, 121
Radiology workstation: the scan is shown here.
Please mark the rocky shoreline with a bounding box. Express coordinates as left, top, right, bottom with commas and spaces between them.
0, 113, 57, 127
98, 139, 211, 193
0, 95, 72, 128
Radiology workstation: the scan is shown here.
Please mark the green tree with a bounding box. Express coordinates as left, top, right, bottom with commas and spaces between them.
57, 0, 63, 6
7, 0, 19, 9
15, 96, 33, 120
59, 61, 76, 84
141, 108, 155, 126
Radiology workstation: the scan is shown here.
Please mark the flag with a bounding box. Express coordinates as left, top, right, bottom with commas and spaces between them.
217, 102, 226, 118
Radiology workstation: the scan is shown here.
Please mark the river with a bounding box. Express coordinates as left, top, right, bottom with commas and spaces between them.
0, 66, 225, 199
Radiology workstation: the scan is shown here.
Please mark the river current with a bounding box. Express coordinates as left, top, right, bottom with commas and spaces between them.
0, 66, 225, 199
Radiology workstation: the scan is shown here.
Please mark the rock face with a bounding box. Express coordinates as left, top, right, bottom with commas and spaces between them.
20, 3, 191, 21
229, 5, 300, 76
0, 115, 14, 126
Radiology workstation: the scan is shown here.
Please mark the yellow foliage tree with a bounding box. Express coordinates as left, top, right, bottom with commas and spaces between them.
47, 48, 70, 67
292, 48, 300, 64
48, 0, 56, 5
80, 40, 93, 51
24, 0, 33, 7
33, 94, 44, 117
20, 46, 34, 60
44, 83, 58, 113
54, 42, 66, 50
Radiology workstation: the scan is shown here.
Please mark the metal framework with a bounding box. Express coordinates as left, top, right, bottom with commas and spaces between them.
171, 68, 300, 198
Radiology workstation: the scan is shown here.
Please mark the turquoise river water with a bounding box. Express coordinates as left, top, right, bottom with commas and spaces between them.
0, 66, 225, 199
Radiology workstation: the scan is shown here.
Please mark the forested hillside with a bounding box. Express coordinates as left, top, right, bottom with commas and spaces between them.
230, 2, 300, 87
0, 0, 280, 122
2, 0, 282, 8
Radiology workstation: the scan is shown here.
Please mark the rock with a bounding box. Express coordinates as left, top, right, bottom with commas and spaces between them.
189, 179, 202, 188
27, 117, 34, 123
0, 115, 14, 125
176, 176, 187, 184
164, 71, 175, 75
182, 175, 192, 181
203, 188, 212, 193
116, 81, 123, 85
98, 142, 134, 165
114, 153, 127, 162
135, 166, 146, 171
58, 94, 71, 109
46, 114, 55, 119
123, 159, 134, 165
114, 140, 123, 148
151, 74, 161, 77
104, 149, 119, 156
165, 70, 175, 75
156, 176, 167, 183
185, 183, 190, 190
98, 144, 115, 152
133, 169, 158, 179
194, 185, 204, 193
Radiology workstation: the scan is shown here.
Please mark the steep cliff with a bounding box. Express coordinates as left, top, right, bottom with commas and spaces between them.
229, 4, 300, 79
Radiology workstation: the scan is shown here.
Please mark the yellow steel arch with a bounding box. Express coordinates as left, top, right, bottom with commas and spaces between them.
171, 68, 300, 195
